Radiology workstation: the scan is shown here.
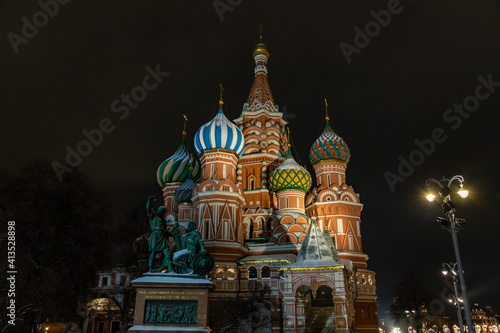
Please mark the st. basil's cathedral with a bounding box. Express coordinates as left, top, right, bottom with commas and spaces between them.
155, 35, 379, 333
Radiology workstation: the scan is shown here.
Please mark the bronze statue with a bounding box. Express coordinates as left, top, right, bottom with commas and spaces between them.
146, 195, 173, 273
173, 221, 205, 274
145, 195, 214, 276
172, 221, 181, 251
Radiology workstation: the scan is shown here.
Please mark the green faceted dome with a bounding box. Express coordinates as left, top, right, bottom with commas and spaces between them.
157, 139, 200, 186
269, 152, 312, 193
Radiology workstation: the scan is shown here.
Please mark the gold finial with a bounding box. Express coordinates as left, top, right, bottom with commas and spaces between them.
182, 114, 188, 139
286, 127, 291, 153
324, 98, 330, 123
218, 83, 224, 110
252, 24, 269, 58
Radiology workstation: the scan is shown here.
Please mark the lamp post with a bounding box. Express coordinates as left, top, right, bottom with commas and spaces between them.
443, 262, 465, 333
425, 175, 473, 333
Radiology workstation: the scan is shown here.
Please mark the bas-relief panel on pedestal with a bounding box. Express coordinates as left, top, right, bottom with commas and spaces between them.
144, 300, 198, 324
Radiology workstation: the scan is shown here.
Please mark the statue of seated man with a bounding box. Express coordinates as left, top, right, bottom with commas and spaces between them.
173, 220, 206, 274
147, 195, 173, 273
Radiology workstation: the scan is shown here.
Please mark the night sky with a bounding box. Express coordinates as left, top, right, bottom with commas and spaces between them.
2, 0, 500, 323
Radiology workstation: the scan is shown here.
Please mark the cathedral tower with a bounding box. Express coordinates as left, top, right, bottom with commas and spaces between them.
191, 88, 247, 261
233, 33, 289, 241
268, 148, 312, 244
306, 101, 379, 333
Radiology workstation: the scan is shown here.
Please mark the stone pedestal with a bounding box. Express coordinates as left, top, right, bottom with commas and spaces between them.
128, 273, 214, 333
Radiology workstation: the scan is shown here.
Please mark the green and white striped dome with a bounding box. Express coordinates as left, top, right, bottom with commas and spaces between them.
157, 139, 200, 186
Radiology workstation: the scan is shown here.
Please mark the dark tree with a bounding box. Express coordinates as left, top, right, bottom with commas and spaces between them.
220, 281, 273, 333
390, 270, 443, 332
110, 202, 150, 267
0, 161, 112, 332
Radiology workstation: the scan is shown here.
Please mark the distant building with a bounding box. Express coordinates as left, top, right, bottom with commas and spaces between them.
83, 266, 139, 333
471, 303, 498, 333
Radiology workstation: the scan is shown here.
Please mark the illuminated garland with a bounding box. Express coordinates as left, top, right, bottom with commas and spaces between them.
214, 264, 238, 268
237, 259, 292, 266
280, 265, 344, 272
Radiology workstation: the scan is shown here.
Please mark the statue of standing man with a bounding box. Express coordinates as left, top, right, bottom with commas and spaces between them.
147, 195, 173, 273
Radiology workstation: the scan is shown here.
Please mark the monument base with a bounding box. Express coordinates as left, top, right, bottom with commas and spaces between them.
128, 273, 214, 333
128, 325, 211, 332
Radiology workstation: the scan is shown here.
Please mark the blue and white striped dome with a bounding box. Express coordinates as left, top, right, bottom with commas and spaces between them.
194, 109, 245, 156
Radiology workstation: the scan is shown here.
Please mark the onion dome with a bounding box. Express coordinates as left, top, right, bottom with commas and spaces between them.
194, 86, 245, 156
309, 100, 351, 165
194, 109, 245, 156
253, 41, 270, 58
157, 139, 201, 186
174, 172, 195, 204
269, 152, 312, 193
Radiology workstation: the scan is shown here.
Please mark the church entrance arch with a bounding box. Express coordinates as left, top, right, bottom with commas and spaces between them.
296, 285, 313, 309
312, 285, 334, 307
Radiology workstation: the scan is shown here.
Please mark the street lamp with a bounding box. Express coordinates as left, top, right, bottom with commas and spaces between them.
442, 262, 465, 333
425, 175, 474, 333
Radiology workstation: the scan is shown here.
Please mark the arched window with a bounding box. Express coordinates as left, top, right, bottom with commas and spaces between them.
286, 197, 289, 208
261, 266, 271, 279
227, 269, 235, 280
223, 220, 229, 240
249, 178, 255, 190
249, 267, 257, 279
256, 217, 264, 230
210, 165, 214, 178
243, 218, 252, 239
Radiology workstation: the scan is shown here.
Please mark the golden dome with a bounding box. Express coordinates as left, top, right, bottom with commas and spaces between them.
252, 42, 270, 58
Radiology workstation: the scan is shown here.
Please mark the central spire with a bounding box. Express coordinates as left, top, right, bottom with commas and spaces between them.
244, 26, 277, 113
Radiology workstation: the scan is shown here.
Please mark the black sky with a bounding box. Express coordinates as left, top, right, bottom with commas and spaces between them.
1, 0, 500, 323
